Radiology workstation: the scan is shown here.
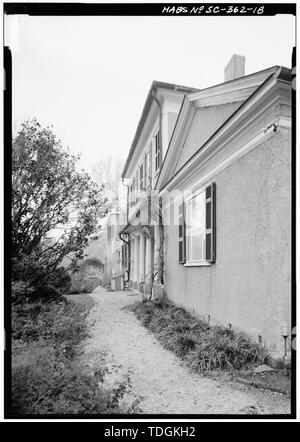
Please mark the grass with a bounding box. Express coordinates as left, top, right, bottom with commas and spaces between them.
129, 298, 267, 373
11, 287, 136, 415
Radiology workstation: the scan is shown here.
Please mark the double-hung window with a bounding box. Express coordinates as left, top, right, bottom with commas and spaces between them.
179, 183, 216, 266
145, 150, 150, 189
139, 163, 144, 191
154, 131, 161, 173
186, 191, 206, 263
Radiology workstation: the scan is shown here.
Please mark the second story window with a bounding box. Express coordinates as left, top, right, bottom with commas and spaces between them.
130, 183, 134, 208
154, 131, 161, 173
139, 163, 144, 191
144, 152, 148, 189
132, 178, 136, 204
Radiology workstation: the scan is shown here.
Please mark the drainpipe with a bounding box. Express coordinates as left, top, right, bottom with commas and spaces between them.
119, 231, 131, 284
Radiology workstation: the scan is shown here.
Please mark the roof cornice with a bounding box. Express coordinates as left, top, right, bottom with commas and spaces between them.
159, 66, 291, 192
121, 81, 199, 178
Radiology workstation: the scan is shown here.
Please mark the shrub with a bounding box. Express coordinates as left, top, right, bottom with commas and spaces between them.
130, 299, 264, 372
11, 293, 137, 415
69, 258, 103, 294
12, 344, 131, 415
12, 295, 88, 350
79, 258, 104, 270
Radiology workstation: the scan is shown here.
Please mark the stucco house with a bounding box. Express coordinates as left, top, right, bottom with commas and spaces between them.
119, 81, 199, 294
119, 55, 292, 355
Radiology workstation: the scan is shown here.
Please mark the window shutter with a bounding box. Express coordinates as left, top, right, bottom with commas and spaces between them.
205, 183, 216, 263
179, 201, 186, 264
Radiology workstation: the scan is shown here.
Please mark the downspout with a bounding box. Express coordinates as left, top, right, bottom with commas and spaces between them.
119, 231, 131, 284
151, 91, 164, 287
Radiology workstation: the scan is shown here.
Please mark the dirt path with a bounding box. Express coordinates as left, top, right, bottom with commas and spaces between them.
82, 286, 291, 415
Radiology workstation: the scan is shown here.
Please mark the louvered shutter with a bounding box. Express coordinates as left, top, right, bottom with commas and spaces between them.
179, 201, 186, 264
205, 183, 216, 263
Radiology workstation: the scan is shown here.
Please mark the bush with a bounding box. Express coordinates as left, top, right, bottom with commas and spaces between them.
130, 299, 264, 372
79, 258, 104, 270
68, 258, 103, 294
12, 295, 88, 352
11, 293, 137, 415
51, 267, 72, 293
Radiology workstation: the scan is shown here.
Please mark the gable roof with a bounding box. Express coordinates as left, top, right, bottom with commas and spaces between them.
121, 81, 199, 178
156, 65, 290, 190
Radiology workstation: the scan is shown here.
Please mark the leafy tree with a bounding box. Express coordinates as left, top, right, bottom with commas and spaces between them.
91, 155, 123, 209
12, 119, 107, 290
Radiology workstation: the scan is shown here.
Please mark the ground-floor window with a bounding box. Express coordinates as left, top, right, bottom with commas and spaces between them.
186, 190, 206, 263
179, 182, 216, 266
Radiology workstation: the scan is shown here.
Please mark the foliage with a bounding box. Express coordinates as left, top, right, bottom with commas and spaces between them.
12, 119, 107, 290
12, 347, 131, 415
79, 258, 104, 271
12, 293, 88, 353
11, 294, 134, 415
130, 299, 266, 372
68, 258, 103, 294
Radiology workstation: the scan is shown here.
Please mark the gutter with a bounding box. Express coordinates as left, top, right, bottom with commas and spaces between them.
151, 90, 163, 168
121, 81, 199, 178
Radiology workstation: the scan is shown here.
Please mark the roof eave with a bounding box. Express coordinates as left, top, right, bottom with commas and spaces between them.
121, 81, 199, 178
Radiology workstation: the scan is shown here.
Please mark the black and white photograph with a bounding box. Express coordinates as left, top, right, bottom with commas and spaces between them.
2, 2, 296, 422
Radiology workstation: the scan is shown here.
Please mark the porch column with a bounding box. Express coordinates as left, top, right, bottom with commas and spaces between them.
139, 233, 145, 282
154, 224, 161, 282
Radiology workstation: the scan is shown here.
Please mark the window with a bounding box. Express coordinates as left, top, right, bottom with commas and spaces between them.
154, 131, 161, 173
139, 163, 144, 191
179, 183, 216, 265
186, 191, 206, 263
136, 170, 139, 199
131, 179, 136, 206
130, 182, 135, 208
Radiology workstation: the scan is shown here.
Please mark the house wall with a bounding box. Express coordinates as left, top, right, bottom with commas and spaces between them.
164, 126, 291, 353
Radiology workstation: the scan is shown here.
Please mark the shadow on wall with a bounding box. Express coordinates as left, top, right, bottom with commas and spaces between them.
69, 258, 104, 294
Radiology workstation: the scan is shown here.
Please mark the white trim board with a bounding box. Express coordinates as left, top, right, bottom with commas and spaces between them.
160, 116, 290, 210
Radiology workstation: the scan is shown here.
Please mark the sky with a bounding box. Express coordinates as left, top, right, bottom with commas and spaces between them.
7, 13, 295, 173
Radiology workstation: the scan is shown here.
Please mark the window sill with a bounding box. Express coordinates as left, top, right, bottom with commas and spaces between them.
184, 261, 211, 267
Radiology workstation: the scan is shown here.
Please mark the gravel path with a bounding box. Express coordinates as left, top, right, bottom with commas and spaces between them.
82, 286, 291, 415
